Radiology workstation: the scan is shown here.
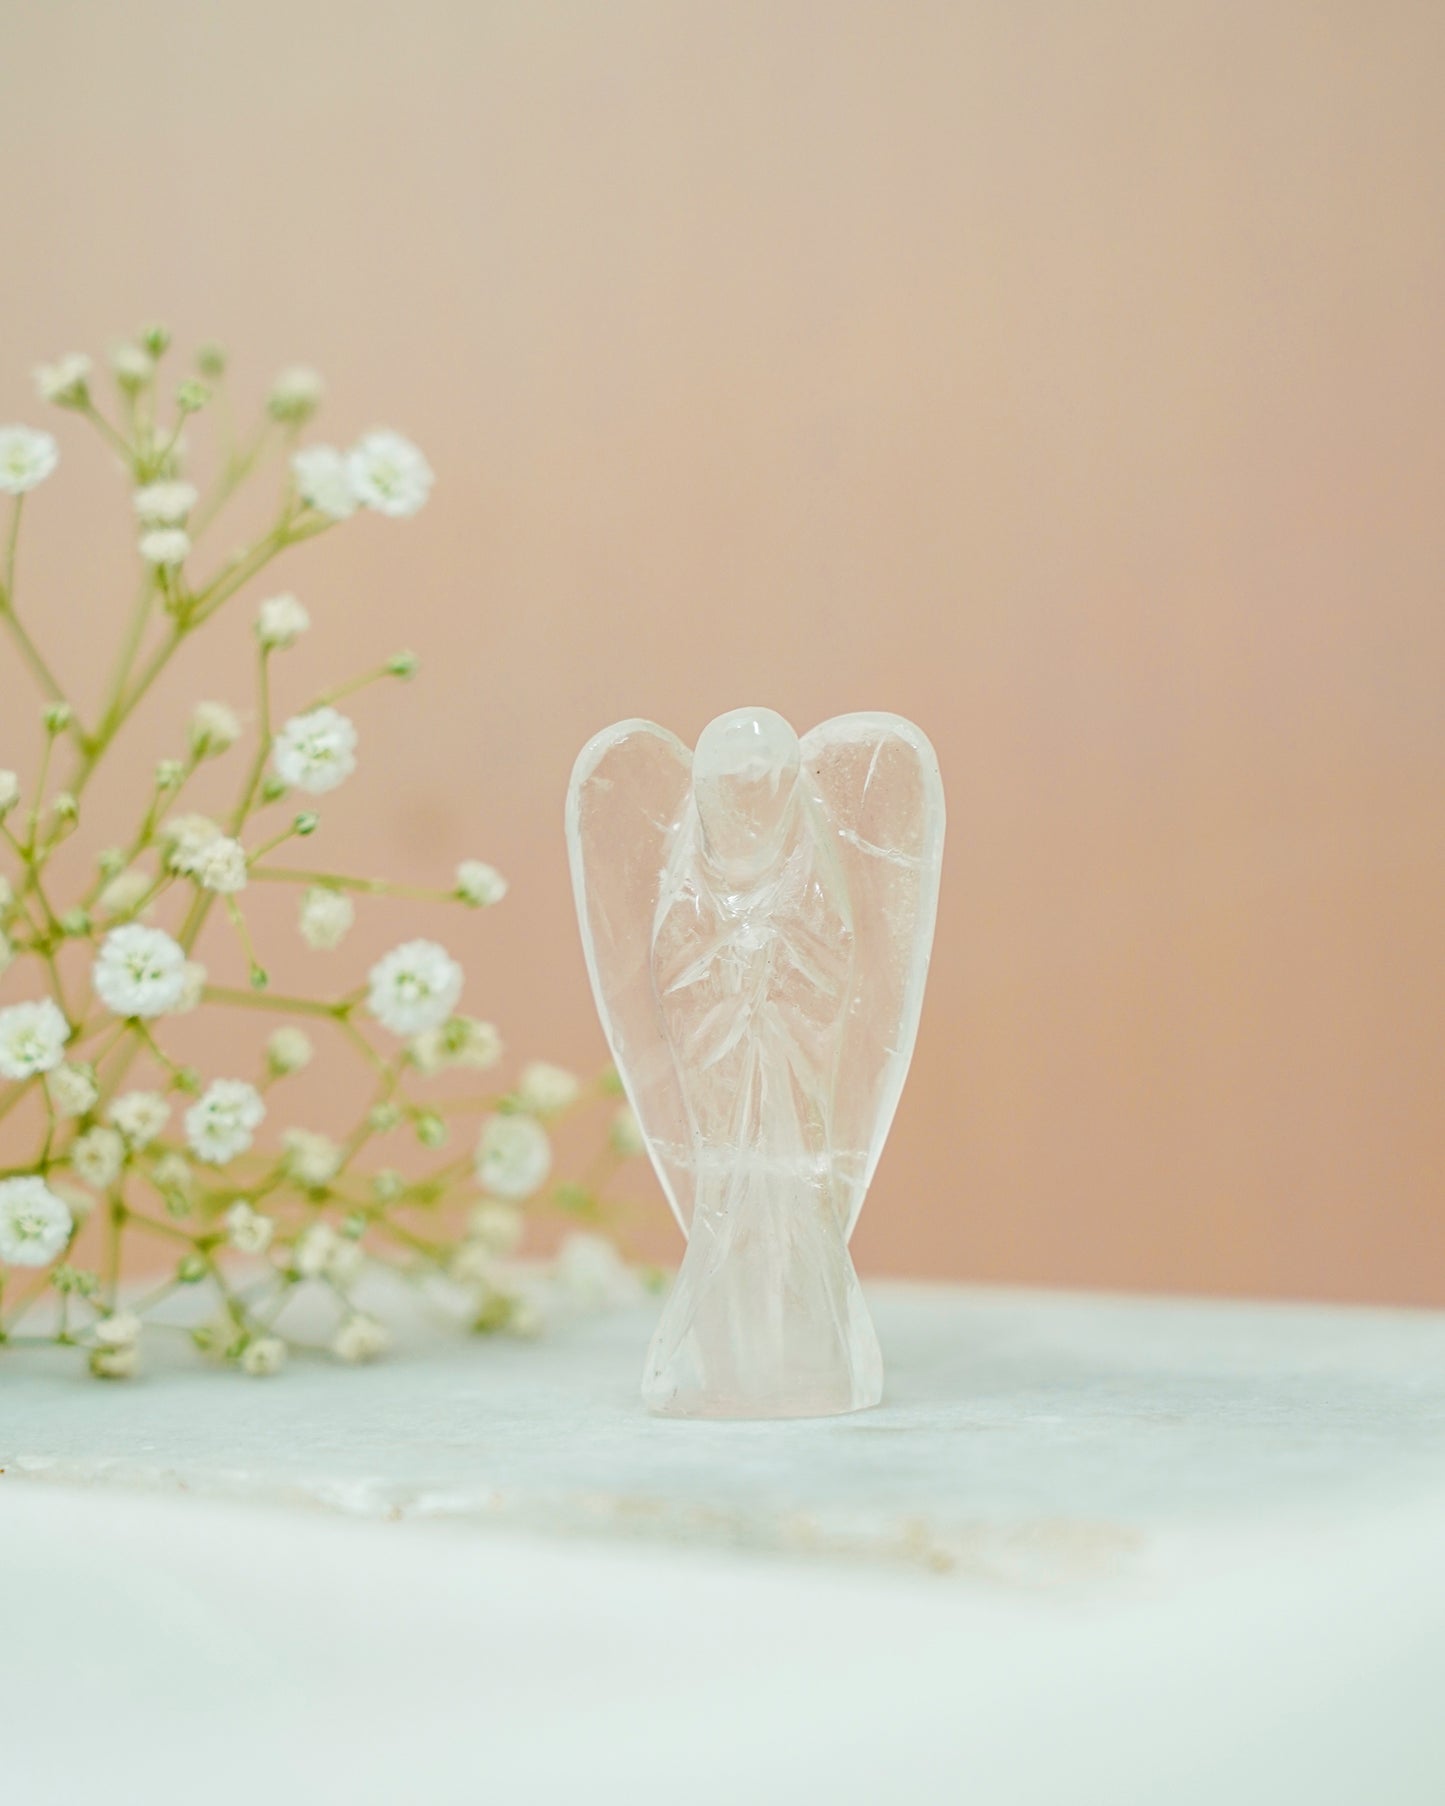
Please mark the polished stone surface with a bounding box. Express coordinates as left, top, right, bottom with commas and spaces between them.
5, 1279, 1445, 1584
6, 1281, 1445, 1805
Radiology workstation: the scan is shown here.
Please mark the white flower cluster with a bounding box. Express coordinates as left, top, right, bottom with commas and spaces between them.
257, 593, 309, 650
185, 1079, 265, 1166
0, 998, 70, 1080
0, 425, 59, 494
0, 1176, 72, 1266
273, 706, 357, 795
91, 924, 189, 1018
475, 1113, 552, 1200
292, 430, 433, 522
0, 333, 645, 1384
366, 939, 464, 1037
299, 886, 354, 949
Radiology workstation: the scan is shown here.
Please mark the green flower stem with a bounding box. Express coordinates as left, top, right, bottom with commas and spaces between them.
223, 892, 264, 981
229, 645, 274, 834
245, 820, 301, 863
0, 599, 76, 719
375, 1217, 451, 1261
246, 866, 454, 903
336, 1014, 389, 1078
133, 1020, 185, 1082
79, 399, 136, 469
334, 1061, 404, 1173
98, 624, 185, 756
124, 869, 176, 918
65, 514, 316, 803
190, 416, 272, 536
0, 823, 57, 938
23, 721, 58, 856
123, 1211, 201, 1246
304, 661, 398, 712
0, 501, 83, 739
39, 946, 73, 1027
103, 1197, 125, 1308
95, 575, 157, 743
200, 984, 343, 1019
81, 765, 199, 911
118, 1274, 183, 1316
189, 513, 331, 634
74, 1015, 132, 1065
3, 494, 20, 593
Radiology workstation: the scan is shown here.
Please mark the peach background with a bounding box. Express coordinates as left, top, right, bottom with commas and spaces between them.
2, 1, 1443, 1302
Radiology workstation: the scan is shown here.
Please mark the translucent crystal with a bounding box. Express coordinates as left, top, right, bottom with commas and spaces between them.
567, 708, 945, 1419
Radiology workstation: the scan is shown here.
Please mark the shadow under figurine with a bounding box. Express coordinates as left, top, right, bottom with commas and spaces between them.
567, 707, 944, 1420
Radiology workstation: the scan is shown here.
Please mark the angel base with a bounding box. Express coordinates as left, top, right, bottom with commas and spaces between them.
641, 1172, 883, 1420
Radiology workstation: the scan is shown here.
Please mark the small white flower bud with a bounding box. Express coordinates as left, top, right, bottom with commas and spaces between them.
46, 1062, 98, 1119
70, 1126, 126, 1189
517, 1061, 580, 1116
467, 1199, 524, 1255
225, 1201, 275, 1255
152, 1151, 192, 1196
610, 1104, 647, 1158
299, 886, 354, 950
161, 813, 221, 873
133, 480, 197, 526
108, 1090, 170, 1149
175, 960, 207, 1014
110, 343, 155, 391
267, 365, 324, 424
256, 592, 310, 650
194, 836, 247, 894
98, 868, 152, 918
190, 701, 241, 758
239, 1335, 286, 1377
266, 1026, 313, 1075
94, 1310, 142, 1347
35, 352, 92, 408
414, 1111, 447, 1149
332, 1314, 390, 1363
455, 861, 507, 907
90, 1343, 139, 1379
140, 527, 190, 568
283, 1128, 341, 1189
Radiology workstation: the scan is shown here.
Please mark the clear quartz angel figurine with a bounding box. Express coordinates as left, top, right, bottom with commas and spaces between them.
567, 707, 944, 1419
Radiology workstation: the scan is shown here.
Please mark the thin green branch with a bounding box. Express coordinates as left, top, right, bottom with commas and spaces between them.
200, 985, 342, 1019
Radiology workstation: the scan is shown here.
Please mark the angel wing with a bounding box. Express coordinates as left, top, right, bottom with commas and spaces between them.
801, 713, 945, 1239
566, 720, 698, 1234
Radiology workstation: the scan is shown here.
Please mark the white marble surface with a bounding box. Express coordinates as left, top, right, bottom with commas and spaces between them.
4, 1281, 1445, 1802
